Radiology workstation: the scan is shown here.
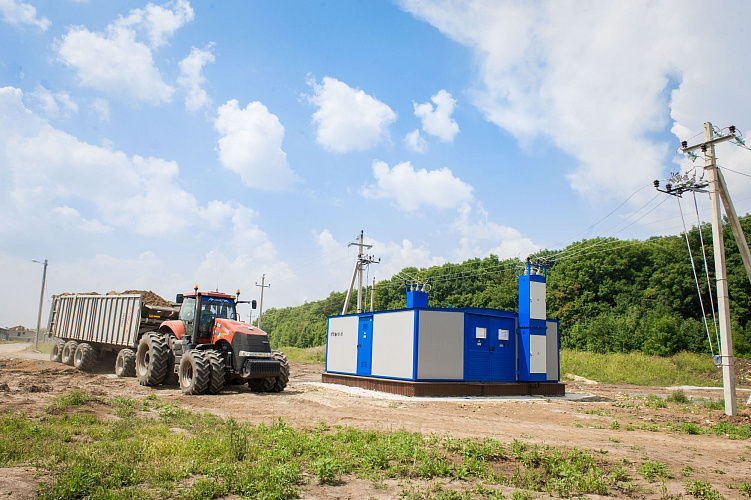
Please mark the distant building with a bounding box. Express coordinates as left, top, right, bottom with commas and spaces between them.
0, 325, 36, 342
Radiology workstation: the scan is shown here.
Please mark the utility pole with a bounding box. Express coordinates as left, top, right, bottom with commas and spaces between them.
370, 277, 375, 312
255, 274, 270, 330
32, 259, 48, 351
678, 122, 742, 416
342, 231, 379, 314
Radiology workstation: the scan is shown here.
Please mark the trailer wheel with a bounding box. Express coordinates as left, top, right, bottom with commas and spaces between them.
136, 333, 169, 386
73, 343, 97, 372
115, 349, 136, 377
50, 338, 65, 363
179, 350, 210, 395
205, 350, 226, 395
61, 341, 79, 366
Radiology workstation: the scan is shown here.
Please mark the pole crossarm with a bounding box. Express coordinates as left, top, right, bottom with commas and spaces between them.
680, 131, 739, 153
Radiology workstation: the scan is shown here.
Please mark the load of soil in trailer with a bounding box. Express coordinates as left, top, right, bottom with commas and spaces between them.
58, 290, 175, 308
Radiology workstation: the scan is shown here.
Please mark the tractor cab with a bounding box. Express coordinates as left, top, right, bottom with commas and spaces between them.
177, 292, 238, 342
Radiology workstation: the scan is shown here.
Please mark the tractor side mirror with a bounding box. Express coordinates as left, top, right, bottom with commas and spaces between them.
175, 294, 184, 304
251, 300, 257, 309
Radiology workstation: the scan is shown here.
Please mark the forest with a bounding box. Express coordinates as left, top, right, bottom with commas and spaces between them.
260, 214, 751, 359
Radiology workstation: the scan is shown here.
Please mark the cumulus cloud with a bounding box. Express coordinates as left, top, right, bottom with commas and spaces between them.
28, 85, 78, 117
413, 89, 459, 142
116, 0, 194, 49
400, 1, 751, 203
0, 0, 50, 30
404, 129, 427, 153
91, 97, 110, 121
54, 0, 193, 104
307, 76, 397, 153
451, 203, 538, 261
361, 160, 473, 212
177, 43, 215, 112
214, 99, 299, 190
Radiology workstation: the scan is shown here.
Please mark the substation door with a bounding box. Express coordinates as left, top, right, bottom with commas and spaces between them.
464, 314, 515, 381
356, 315, 373, 376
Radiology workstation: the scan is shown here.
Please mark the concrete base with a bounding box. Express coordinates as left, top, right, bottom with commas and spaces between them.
322, 372, 565, 397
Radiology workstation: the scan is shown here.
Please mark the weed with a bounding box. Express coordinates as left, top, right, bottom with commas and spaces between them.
610, 420, 620, 430
640, 460, 671, 481
311, 456, 339, 484
609, 437, 621, 443
510, 491, 531, 500
735, 481, 751, 497
53, 390, 93, 408
681, 466, 693, 477
574, 422, 583, 428
645, 395, 667, 409
668, 390, 690, 404
685, 480, 724, 499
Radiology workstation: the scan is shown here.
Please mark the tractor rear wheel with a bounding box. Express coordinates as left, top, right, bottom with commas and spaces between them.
136, 333, 169, 386
61, 341, 78, 366
179, 350, 210, 395
73, 343, 97, 372
115, 348, 136, 377
50, 338, 65, 362
205, 350, 226, 395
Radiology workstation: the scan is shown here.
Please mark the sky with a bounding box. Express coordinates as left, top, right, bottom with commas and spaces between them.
2, 0, 751, 329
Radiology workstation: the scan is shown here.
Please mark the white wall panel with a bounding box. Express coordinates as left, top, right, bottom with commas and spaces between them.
371, 310, 415, 379
530, 334, 547, 374
530, 281, 547, 320
326, 316, 359, 374
546, 321, 559, 380
417, 311, 464, 380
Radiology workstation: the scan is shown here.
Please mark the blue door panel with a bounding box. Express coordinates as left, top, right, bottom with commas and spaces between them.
464, 314, 515, 381
356, 316, 373, 376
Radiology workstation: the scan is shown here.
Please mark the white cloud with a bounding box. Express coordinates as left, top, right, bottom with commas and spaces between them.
177, 43, 215, 112
404, 129, 427, 153
54, 1, 191, 104
451, 203, 538, 261
214, 99, 299, 190
91, 97, 110, 121
28, 85, 78, 117
400, 1, 751, 204
414, 89, 459, 142
116, 0, 194, 49
0, 0, 50, 30
307, 76, 397, 153
361, 160, 473, 212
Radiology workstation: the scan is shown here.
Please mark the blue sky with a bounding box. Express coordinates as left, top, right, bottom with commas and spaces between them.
2, 0, 751, 328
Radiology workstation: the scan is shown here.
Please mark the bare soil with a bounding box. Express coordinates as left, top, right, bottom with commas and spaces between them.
1, 343, 750, 499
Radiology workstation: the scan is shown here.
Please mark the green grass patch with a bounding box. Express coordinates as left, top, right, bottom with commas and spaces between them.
560, 349, 720, 386
0, 403, 626, 499
276, 345, 326, 363
52, 390, 94, 408
686, 480, 724, 499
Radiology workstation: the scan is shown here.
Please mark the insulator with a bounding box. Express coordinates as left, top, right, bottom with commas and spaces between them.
653, 180, 660, 188
730, 125, 736, 134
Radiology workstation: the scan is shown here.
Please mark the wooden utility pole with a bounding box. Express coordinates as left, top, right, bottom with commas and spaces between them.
255, 274, 270, 330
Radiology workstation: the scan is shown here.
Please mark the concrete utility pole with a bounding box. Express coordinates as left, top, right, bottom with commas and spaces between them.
255, 274, 270, 330
31, 259, 48, 351
342, 231, 379, 315
680, 122, 740, 415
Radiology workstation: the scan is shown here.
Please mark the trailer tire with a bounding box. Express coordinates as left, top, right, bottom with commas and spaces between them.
179, 350, 210, 395
50, 338, 65, 363
115, 349, 136, 377
73, 343, 97, 372
136, 333, 169, 386
205, 350, 226, 395
61, 341, 78, 366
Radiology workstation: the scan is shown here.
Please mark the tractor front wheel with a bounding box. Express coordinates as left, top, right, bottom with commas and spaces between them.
179, 350, 210, 395
136, 333, 169, 386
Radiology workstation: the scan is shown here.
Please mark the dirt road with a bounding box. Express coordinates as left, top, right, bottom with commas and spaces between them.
1, 345, 750, 499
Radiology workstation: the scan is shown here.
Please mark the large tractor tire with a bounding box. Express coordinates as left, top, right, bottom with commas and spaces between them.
61, 341, 79, 366
115, 348, 136, 377
73, 343, 97, 372
50, 338, 65, 363
205, 350, 226, 395
178, 350, 210, 395
250, 350, 290, 393
136, 333, 169, 386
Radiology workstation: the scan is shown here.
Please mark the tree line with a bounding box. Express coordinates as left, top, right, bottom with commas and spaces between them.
260, 214, 751, 358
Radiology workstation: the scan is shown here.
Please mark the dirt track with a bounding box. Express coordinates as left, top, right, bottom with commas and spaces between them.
1, 343, 750, 499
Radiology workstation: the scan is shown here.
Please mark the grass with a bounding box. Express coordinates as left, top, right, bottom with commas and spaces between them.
277, 345, 326, 363
561, 350, 720, 386
0, 393, 633, 499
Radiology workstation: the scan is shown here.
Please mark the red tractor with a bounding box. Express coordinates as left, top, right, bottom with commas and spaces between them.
134, 287, 289, 395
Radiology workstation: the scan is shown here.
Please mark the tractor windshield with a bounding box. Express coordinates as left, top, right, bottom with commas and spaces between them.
200, 297, 237, 320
